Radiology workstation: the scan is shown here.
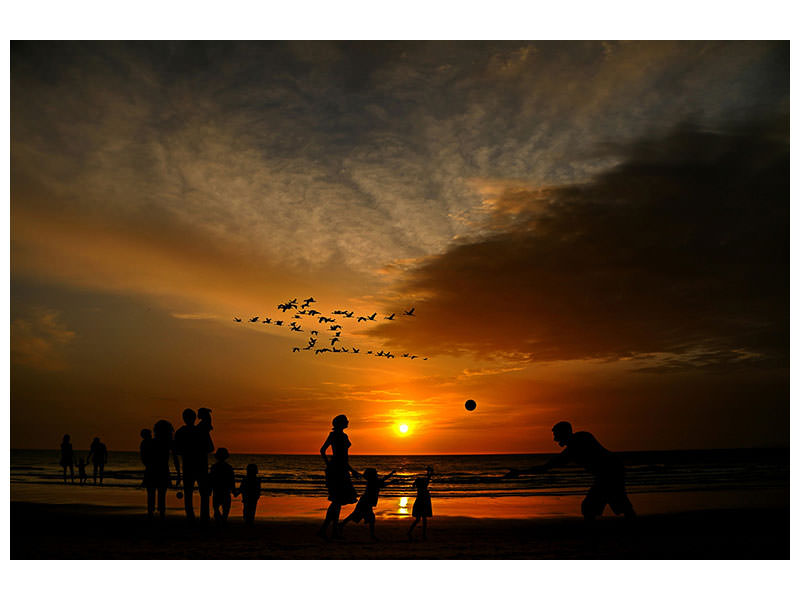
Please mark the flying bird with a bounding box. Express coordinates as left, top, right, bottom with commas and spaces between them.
384, 313, 395, 320
367, 313, 377, 321
357, 316, 367, 322
233, 317, 242, 322
331, 338, 341, 346
352, 348, 360, 353
249, 317, 259, 323
403, 307, 416, 316
291, 324, 302, 332
310, 330, 319, 336
262, 318, 272, 324
329, 324, 342, 331
344, 311, 354, 318
308, 310, 321, 316
292, 347, 300, 352
275, 320, 284, 326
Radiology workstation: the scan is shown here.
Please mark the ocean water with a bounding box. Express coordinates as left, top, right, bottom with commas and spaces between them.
10, 448, 789, 519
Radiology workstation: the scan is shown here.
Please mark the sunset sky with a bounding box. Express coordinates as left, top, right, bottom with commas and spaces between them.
10, 41, 788, 454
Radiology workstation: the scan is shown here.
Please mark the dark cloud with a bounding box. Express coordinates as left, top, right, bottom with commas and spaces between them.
369, 117, 788, 367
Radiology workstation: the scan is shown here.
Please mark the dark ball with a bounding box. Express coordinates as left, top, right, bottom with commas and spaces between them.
176, 491, 184, 499
465, 399, 477, 411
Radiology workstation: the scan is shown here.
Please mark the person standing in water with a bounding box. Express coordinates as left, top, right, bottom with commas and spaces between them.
59, 435, 74, 484
318, 414, 359, 539
87, 437, 108, 485
505, 421, 635, 520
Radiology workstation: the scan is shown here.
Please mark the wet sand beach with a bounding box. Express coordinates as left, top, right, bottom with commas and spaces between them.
11, 501, 788, 560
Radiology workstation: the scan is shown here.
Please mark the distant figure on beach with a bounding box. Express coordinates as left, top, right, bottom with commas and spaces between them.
59, 435, 74, 484
318, 414, 360, 539
236, 463, 261, 525
76, 456, 88, 485
505, 421, 636, 520
408, 466, 434, 541
87, 437, 108, 485
209, 447, 236, 524
141, 420, 178, 519
175, 408, 211, 521
340, 468, 396, 540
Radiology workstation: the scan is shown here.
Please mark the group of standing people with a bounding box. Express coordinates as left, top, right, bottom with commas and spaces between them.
59, 434, 108, 485
138, 407, 261, 523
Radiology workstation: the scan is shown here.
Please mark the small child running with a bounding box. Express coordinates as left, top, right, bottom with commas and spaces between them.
208, 447, 235, 524
340, 468, 396, 540
235, 463, 261, 525
408, 466, 434, 541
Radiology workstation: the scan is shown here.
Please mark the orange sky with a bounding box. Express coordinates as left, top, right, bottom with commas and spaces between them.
10, 41, 789, 453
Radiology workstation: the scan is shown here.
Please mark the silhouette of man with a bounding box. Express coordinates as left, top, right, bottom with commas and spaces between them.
87, 437, 108, 485
506, 421, 635, 520
174, 408, 211, 521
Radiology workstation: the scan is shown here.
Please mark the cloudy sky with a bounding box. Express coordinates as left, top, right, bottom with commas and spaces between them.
10, 41, 788, 453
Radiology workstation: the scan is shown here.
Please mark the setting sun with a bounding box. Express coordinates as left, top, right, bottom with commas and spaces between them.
397, 423, 410, 435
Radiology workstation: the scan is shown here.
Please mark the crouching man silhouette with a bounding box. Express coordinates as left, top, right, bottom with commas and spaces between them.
505, 421, 635, 520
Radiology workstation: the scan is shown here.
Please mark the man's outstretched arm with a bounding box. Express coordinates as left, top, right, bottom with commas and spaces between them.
504, 450, 569, 478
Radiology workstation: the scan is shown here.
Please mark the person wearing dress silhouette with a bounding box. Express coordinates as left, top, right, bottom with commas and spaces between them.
142, 420, 179, 520
87, 437, 108, 485
408, 466, 434, 541
209, 447, 236, 524
339, 468, 396, 540
318, 414, 359, 539
59, 435, 74, 484
236, 464, 261, 525
505, 421, 636, 520
174, 408, 211, 521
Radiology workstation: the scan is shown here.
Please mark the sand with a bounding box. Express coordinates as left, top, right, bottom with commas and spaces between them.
11, 501, 788, 559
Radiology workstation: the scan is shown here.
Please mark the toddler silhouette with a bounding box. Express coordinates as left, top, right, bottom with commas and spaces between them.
235, 463, 261, 525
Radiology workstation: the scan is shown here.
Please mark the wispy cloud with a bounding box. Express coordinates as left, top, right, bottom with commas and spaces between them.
11, 308, 76, 370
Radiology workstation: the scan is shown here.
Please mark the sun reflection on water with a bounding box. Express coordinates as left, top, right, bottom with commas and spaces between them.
398, 496, 409, 515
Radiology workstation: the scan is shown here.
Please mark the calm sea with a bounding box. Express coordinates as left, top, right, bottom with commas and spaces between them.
10, 448, 789, 519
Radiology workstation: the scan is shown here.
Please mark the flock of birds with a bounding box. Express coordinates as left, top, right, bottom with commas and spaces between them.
234, 297, 428, 361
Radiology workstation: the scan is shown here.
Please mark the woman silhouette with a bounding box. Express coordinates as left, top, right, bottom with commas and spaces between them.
318, 414, 359, 539
59, 434, 74, 484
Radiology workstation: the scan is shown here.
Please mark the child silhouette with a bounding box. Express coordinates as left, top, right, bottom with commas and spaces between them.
408, 466, 433, 541
209, 447, 235, 524
235, 463, 261, 525
340, 468, 396, 540
76, 456, 88, 486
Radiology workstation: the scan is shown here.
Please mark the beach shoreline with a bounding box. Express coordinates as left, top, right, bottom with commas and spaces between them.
11, 501, 789, 559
